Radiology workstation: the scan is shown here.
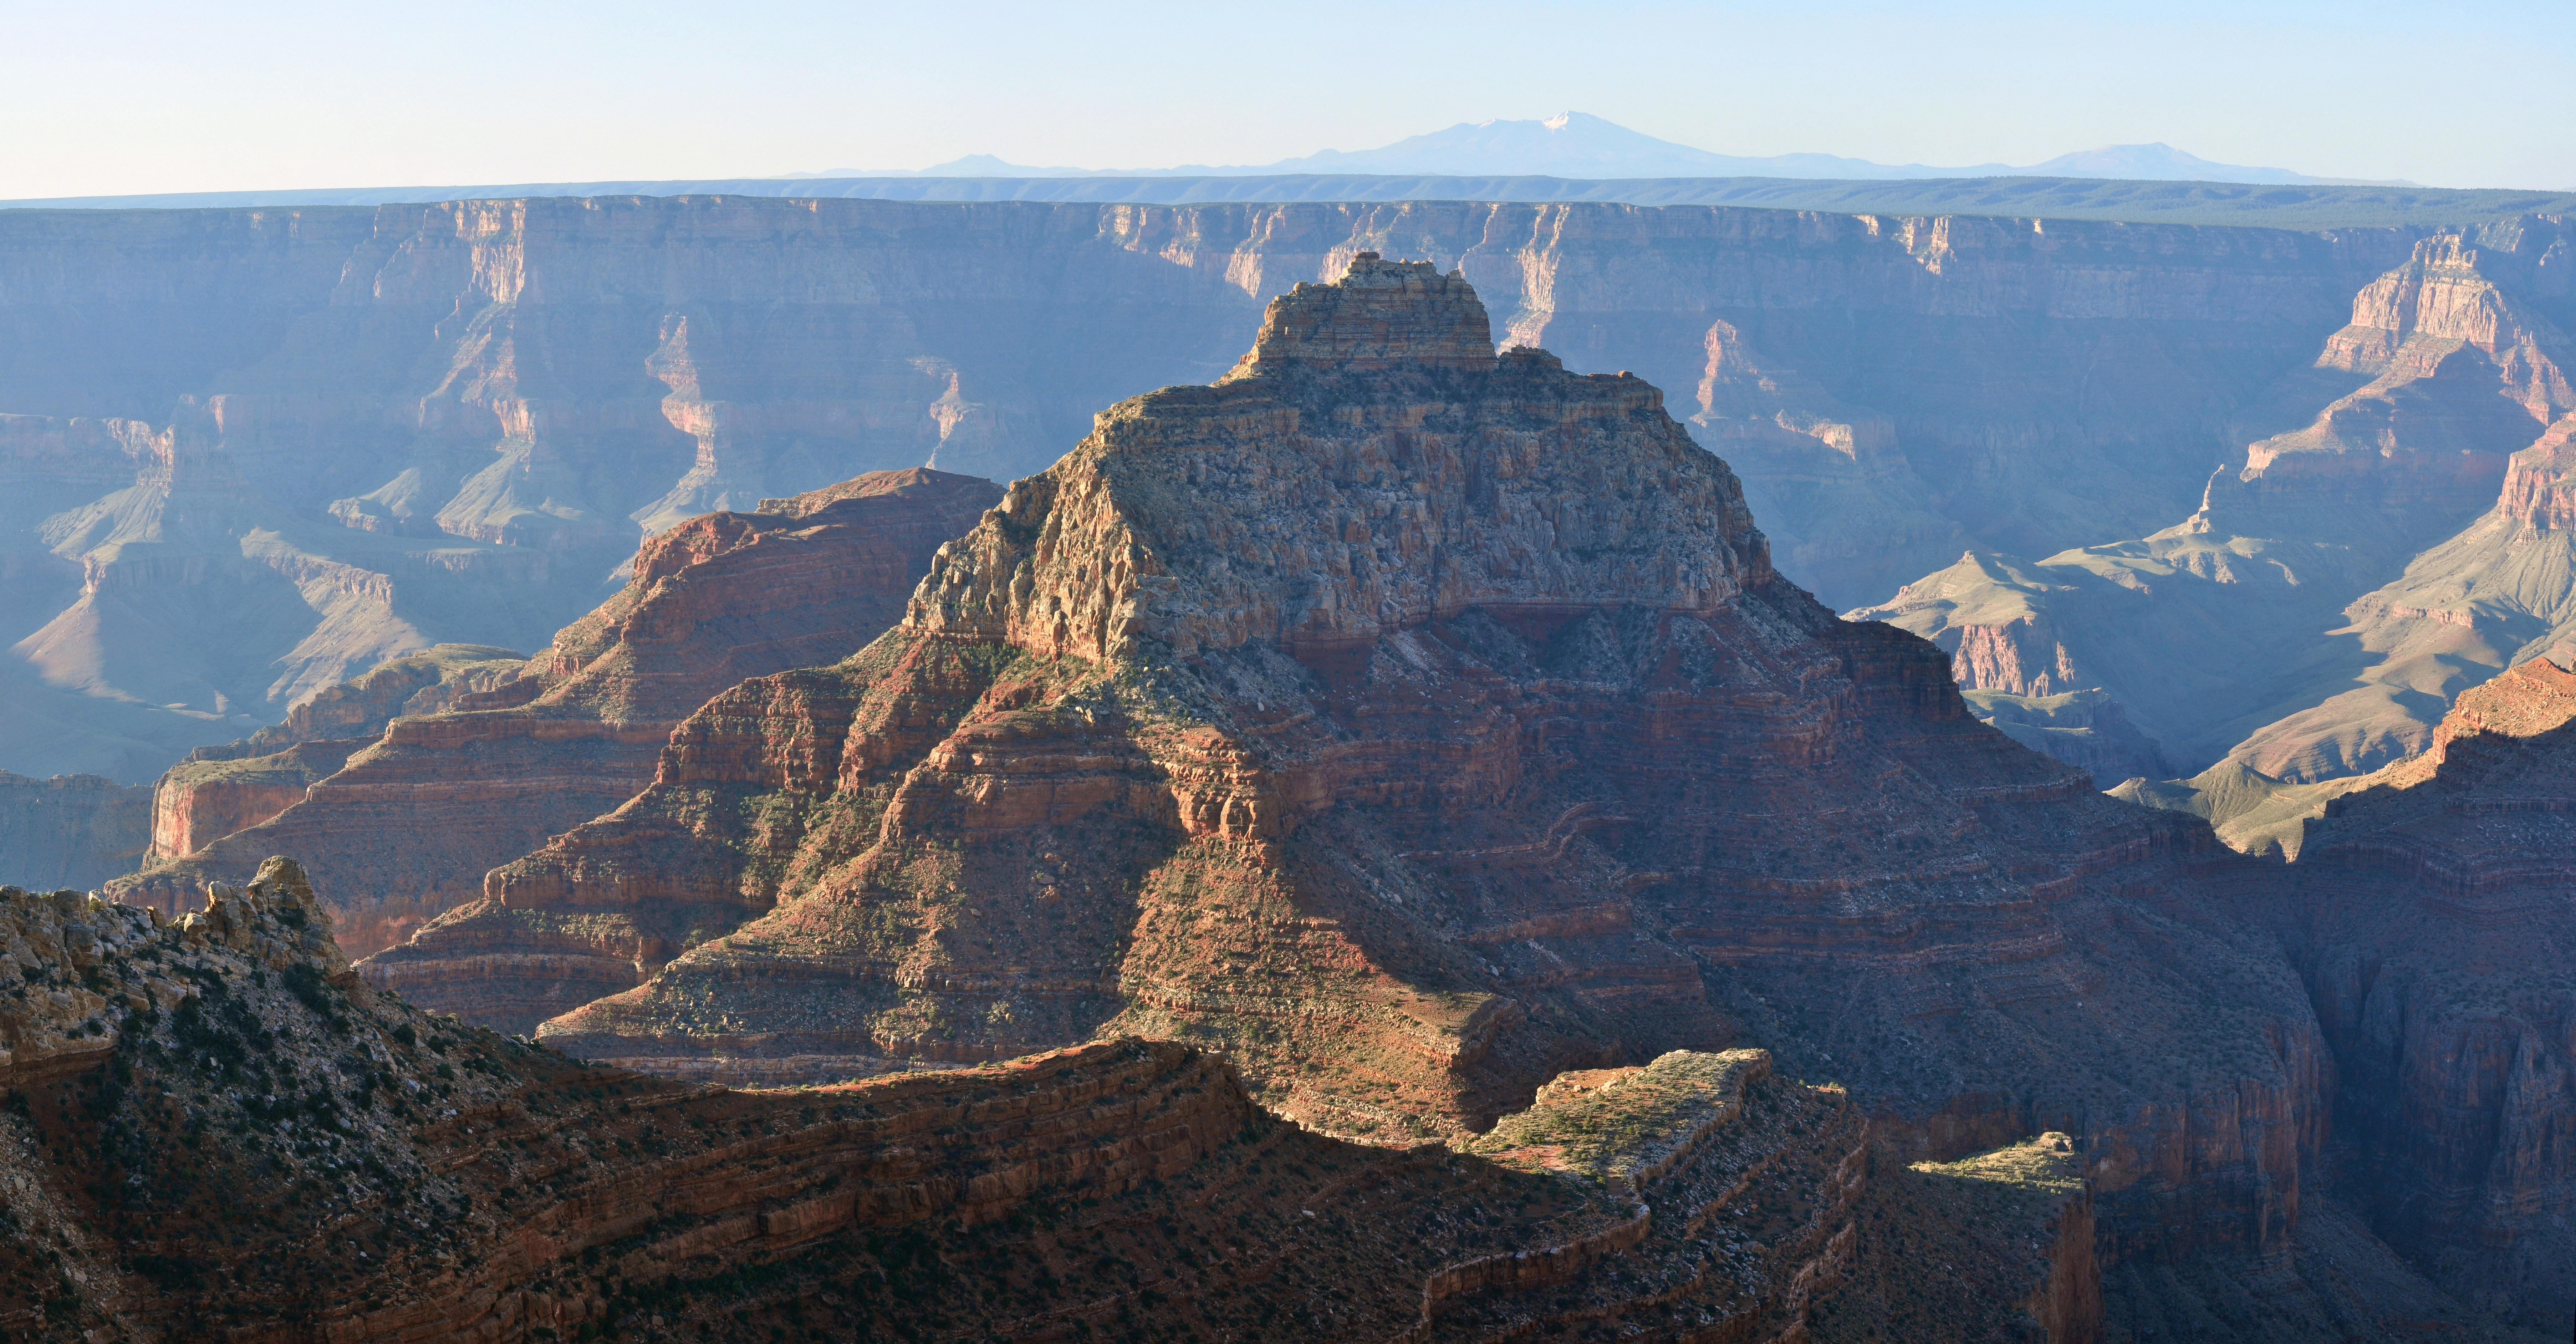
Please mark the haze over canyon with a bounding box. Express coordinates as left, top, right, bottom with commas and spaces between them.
0, 180, 2571, 1339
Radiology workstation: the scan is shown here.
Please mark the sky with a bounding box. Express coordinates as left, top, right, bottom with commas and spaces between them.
4, 0, 2570, 198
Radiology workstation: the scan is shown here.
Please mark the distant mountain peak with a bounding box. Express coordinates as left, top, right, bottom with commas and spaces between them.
812, 112, 2407, 187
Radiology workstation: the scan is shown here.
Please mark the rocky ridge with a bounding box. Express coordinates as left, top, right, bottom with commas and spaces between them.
0, 854, 2113, 1341
110, 469, 998, 955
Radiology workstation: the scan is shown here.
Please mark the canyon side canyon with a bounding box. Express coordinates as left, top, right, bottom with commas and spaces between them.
0, 206, 2569, 1340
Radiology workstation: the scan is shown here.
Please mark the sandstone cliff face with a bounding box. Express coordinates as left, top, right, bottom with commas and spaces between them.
2248, 656, 2576, 1331
149, 739, 357, 860
109, 469, 998, 956
403, 261, 2338, 1309
0, 770, 148, 890
1, 197, 2418, 782
1857, 218, 2576, 786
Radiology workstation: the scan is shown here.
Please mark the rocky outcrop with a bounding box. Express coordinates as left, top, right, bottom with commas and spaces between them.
139, 647, 525, 861
1858, 218, 2576, 782
0, 769, 148, 890
109, 469, 998, 955
13, 855, 2110, 1343
420, 259, 2340, 1314
2108, 759, 2373, 860
2241, 655, 2576, 1330
0, 862, 1261, 1339
2, 197, 2423, 780
148, 739, 357, 859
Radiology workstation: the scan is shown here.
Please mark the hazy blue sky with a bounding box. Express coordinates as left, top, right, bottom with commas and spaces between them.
7, 0, 2569, 197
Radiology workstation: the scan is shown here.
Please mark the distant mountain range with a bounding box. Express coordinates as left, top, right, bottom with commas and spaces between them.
792, 111, 2415, 187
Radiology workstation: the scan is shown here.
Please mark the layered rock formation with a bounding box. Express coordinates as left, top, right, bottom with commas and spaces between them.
148, 642, 526, 859
3, 196, 2422, 784
339, 260, 2345, 1332
1858, 218, 2576, 786
0, 769, 148, 889
110, 469, 998, 954
0, 856, 2122, 1342
2238, 656, 2576, 1330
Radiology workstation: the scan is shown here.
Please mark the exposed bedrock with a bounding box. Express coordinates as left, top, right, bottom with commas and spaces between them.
2244, 656, 2576, 1330
0, 860, 2108, 1342
111, 469, 998, 955
1, 197, 2427, 778
363, 259, 2343, 1303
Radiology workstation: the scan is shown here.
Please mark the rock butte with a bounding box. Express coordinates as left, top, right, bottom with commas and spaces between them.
108, 468, 999, 955
326, 255, 2469, 1330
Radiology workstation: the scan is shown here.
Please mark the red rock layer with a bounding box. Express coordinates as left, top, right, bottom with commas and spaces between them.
10, 864, 2080, 1343
489, 259, 2329, 1283
109, 469, 998, 954
148, 738, 362, 859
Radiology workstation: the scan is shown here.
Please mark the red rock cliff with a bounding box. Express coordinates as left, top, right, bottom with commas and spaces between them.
109, 469, 998, 954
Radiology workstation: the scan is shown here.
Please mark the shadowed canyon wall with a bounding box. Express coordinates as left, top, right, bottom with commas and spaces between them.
0, 197, 2423, 797
2243, 656, 2576, 1332
1861, 217, 2576, 789
0, 770, 147, 889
